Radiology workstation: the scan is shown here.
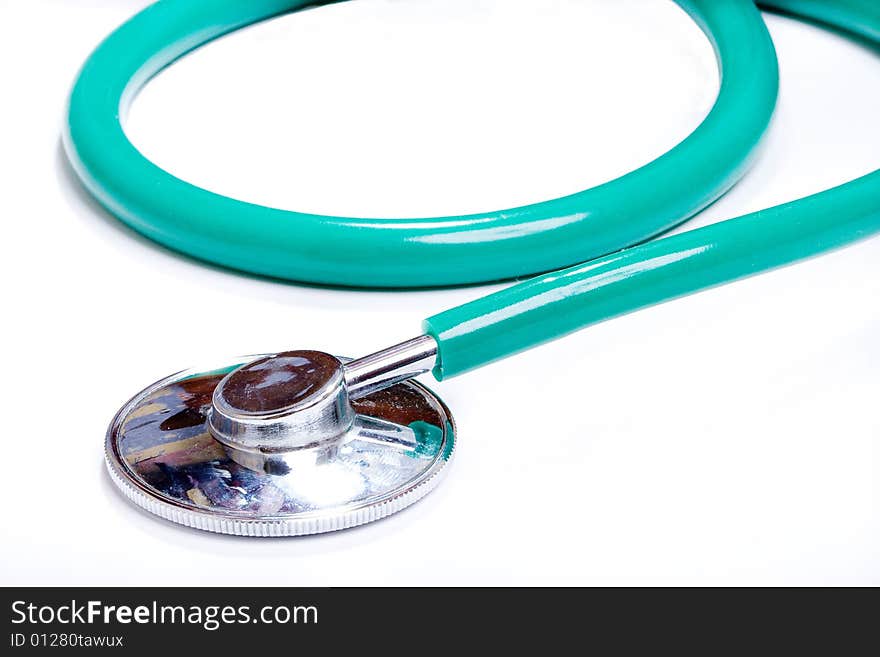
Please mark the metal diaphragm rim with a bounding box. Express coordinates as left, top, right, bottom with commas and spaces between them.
104, 358, 455, 537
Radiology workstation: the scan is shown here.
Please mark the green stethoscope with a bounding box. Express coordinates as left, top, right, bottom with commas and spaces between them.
67, 0, 879, 537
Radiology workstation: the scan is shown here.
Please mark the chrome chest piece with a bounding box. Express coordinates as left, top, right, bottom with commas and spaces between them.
106, 337, 454, 536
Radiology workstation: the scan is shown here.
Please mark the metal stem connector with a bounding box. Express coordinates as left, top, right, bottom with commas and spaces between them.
206, 335, 439, 456
344, 335, 438, 399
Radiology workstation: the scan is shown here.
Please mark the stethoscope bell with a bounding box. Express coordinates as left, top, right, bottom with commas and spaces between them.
105, 338, 454, 536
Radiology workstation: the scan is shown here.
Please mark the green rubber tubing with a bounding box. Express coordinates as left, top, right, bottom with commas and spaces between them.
64, 0, 880, 380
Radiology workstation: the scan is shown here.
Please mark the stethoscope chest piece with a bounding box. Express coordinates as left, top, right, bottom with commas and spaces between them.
105, 349, 455, 537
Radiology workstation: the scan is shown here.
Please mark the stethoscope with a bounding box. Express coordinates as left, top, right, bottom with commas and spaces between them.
65, 0, 880, 536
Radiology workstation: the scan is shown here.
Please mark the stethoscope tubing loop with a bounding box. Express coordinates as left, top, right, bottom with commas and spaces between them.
65, 0, 880, 379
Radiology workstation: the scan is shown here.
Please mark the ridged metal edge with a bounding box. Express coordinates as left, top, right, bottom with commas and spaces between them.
104, 442, 454, 537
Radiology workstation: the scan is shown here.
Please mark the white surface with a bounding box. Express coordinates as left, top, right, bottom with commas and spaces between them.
1, 0, 878, 586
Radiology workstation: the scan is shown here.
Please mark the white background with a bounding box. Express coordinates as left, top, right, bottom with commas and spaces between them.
1, 0, 878, 585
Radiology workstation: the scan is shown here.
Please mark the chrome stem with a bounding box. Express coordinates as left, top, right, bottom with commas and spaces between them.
343, 335, 438, 399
